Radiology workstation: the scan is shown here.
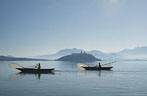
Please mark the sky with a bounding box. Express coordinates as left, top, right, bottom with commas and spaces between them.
0, 0, 147, 57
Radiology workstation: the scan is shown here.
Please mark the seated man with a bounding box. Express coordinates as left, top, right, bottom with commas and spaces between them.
38, 63, 41, 70
98, 63, 101, 68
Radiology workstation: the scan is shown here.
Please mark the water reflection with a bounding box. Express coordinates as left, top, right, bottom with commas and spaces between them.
77, 70, 102, 77
27, 71, 112, 80
10, 72, 55, 79
77, 70, 113, 77
10, 70, 113, 80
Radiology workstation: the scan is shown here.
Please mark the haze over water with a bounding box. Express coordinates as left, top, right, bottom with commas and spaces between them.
0, 61, 147, 96
1, 0, 147, 96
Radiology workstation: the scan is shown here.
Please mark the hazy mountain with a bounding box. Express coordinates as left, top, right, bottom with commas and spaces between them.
36, 48, 114, 60
57, 48, 84, 55
88, 50, 111, 60
36, 48, 84, 59
117, 46, 147, 59
118, 46, 147, 55
1, 46, 147, 61
36, 46, 147, 60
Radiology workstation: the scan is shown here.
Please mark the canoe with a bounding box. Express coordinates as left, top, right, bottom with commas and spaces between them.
16, 68, 54, 73
82, 66, 113, 70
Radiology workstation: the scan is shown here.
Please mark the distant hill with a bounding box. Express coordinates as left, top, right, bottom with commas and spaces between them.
116, 46, 147, 59
33, 46, 147, 60
56, 52, 101, 62
2, 46, 147, 61
35, 48, 108, 60
88, 50, 111, 60
35, 48, 84, 59
118, 46, 147, 55
0, 56, 50, 61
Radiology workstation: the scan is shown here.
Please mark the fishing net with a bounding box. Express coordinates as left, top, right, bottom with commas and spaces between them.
101, 61, 116, 67
9, 63, 24, 69
77, 63, 88, 68
101, 64, 112, 67
9, 63, 39, 69
26, 64, 38, 69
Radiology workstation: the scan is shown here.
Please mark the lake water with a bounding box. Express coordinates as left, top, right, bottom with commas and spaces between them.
0, 61, 147, 96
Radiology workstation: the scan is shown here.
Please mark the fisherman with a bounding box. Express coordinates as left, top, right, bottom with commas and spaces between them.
38, 63, 41, 70
99, 62, 101, 68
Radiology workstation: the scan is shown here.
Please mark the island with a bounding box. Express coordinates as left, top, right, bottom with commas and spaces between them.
56, 52, 101, 62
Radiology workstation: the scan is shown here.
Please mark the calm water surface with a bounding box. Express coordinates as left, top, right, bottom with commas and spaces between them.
0, 61, 147, 96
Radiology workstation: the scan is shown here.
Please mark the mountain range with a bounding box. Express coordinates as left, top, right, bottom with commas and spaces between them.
1, 46, 147, 61
35, 46, 147, 60
114, 46, 147, 60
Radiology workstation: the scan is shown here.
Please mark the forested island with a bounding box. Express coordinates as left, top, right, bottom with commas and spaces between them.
56, 52, 101, 62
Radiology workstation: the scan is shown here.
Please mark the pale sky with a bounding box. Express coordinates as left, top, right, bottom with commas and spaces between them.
0, 0, 147, 57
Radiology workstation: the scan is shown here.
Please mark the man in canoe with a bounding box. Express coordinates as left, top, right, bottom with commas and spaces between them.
95, 63, 101, 68
98, 62, 101, 68
38, 63, 41, 70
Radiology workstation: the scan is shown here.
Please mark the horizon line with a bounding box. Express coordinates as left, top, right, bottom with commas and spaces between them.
1, 45, 147, 57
